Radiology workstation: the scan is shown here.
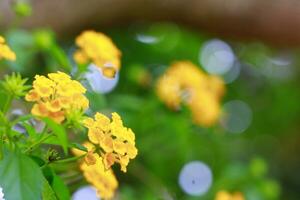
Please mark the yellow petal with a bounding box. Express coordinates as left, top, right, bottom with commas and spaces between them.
113, 140, 127, 155
102, 153, 116, 170
84, 151, 97, 166
100, 135, 114, 153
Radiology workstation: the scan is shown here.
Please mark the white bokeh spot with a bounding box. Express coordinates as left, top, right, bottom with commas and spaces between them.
178, 161, 213, 196
72, 186, 99, 200
136, 34, 160, 44
222, 61, 241, 84
85, 63, 119, 94
200, 39, 235, 75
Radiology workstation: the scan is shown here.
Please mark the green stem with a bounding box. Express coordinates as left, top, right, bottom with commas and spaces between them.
41, 155, 85, 170
51, 154, 85, 164
0, 111, 13, 153
24, 133, 53, 154
2, 94, 13, 114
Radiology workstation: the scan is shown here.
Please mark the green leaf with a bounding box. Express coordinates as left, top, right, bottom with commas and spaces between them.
42, 167, 69, 200
42, 118, 68, 154
70, 143, 88, 152
0, 111, 7, 126
52, 174, 70, 200
22, 122, 37, 139
43, 135, 61, 146
42, 178, 58, 200
30, 155, 46, 167
11, 114, 34, 126
0, 148, 44, 200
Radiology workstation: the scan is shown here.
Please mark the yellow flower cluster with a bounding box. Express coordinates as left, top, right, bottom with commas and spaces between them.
83, 112, 138, 172
215, 190, 245, 200
74, 30, 121, 78
156, 61, 225, 126
25, 71, 89, 123
72, 112, 137, 199
0, 36, 16, 61
73, 143, 118, 200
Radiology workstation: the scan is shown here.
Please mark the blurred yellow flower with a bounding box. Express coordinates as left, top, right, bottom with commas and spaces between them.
156, 75, 181, 110
72, 142, 118, 200
80, 157, 118, 200
156, 61, 225, 126
0, 36, 16, 61
188, 91, 221, 126
25, 71, 89, 123
207, 75, 226, 101
83, 112, 138, 172
74, 30, 121, 78
166, 61, 208, 89
215, 190, 245, 200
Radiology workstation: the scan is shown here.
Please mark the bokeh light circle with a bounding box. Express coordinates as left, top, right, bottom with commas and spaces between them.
222, 61, 241, 84
72, 186, 99, 200
220, 100, 253, 134
84, 63, 119, 94
200, 39, 235, 75
136, 34, 160, 44
178, 161, 213, 196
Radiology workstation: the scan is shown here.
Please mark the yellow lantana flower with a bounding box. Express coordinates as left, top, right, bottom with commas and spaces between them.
156, 61, 225, 126
74, 30, 121, 78
215, 190, 245, 200
0, 36, 16, 61
83, 112, 138, 172
73, 142, 118, 200
25, 71, 89, 123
